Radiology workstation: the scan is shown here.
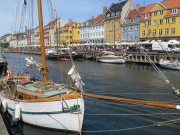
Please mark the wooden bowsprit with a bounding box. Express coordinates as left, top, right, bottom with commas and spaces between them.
82, 93, 180, 110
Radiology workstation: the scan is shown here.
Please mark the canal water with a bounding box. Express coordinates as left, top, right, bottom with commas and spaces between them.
2, 53, 180, 135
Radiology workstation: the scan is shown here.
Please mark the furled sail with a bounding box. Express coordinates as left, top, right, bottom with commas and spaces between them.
68, 65, 85, 92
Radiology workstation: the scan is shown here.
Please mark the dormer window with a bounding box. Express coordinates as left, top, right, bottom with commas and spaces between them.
172, 8, 178, 14
116, 11, 120, 15
145, 13, 149, 18
125, 18, 130, 24
107, 13, 110, 17
133, 16, 138, 23
112, 12, 115, 16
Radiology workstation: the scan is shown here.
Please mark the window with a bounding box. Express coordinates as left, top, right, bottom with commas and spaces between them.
106, 27, 107, 31
159, 29, 163, 35
99, 32, 100, 36
142, 30, 145, 36
130, 34, 132, 39
115, 34, 116, 39
96, 32, 97, 36
165, 18, 169, 24
122, 35, 125, 40
118, 34, 120, 39
160, 11, 163, 15
153, 29, 156, 35
159, 19, 163, 24
154, 12, 157, 16
171, 18, 176, 23
126, 26, 128, 31
93, 33, 95, 36
111, 26, 113, 30
145, 13, 149, 18
111, 34, 113, 40
142, 22, 145, 27
108, 34, 110, 39
108, 26, 110, 30
165, 28, 169, 35
102, 31, 104, 36
122, 27, 124, 32
129, 26, 132, 31
135, 34, 138, 39
126, 35, 128, 40
147, 30, 151, 36
118, 25, 120, 29
133, 17, 138, 22
90, 33, 92, 37
171, 28, 175, 34
135, 25, 138, 30
106, 35, 107, 39
172, 8, 178, 14
153, 20, 157, 25
115, 26, 117, 30
147, 21, 151, 26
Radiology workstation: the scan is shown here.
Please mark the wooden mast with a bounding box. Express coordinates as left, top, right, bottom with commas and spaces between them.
114, 17, 115, 54
37, 0, 47, 81
56, 15, 58, 54
72, 25, 73, 52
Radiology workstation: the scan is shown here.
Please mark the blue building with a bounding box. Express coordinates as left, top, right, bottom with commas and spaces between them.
121, 5, 145, 43
30, 31, 35, 45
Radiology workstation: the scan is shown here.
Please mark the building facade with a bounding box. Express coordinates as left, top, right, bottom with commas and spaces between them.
121, 5, 145, 42
104, 0, 135, 43
140, 0, 180, 42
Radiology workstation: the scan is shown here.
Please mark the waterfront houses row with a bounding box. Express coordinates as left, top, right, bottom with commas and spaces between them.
0, 0, 180, 47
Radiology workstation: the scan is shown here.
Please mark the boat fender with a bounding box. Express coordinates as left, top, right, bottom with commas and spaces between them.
2, 100, 7, 113
173, 89, 180, 96
12, 109, 17, 122
15, 104, 21, 119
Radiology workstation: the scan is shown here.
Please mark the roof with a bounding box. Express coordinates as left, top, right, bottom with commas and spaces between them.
35, 26, 39, 30
64, 22, 75, 27
165, 8, 180, 16
161, 0, 180, 9
142, 3, 156, 14
123, 7, 145, 24
47, 18, 58, 26
143, 0, 180, 14
94, 14, 105, 25
105, 0, 128, 17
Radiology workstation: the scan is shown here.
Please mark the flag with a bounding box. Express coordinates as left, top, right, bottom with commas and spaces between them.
6, 66, 11, 77
54, 9, 56, 11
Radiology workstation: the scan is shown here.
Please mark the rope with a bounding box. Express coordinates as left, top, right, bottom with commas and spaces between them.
157, 118, 180, 126
82, 124, 156, 133
85, 112, 180, 116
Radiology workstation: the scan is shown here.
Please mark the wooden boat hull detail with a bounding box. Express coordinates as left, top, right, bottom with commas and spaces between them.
0, 94, 84, 133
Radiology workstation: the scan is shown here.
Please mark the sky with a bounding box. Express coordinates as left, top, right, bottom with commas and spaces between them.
0, 0, 160, 37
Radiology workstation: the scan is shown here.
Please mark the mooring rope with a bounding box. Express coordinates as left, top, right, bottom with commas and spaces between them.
82, 124, 156, 133
85, 112, 180, 116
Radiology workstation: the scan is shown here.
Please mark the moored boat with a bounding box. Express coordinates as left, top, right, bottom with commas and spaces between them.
159, 59, 180, 70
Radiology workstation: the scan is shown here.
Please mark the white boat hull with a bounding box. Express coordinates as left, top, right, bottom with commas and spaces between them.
96, 58, 126, 64
160, 62, 180, 70
0, 94, 84, 133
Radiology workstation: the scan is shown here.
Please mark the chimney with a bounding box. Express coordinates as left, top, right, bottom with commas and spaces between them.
69, 19, 72, 23
92, 16, 94, 19
136, 4, 140, 11
103, 6, 107, 14
119, 0, 121, 3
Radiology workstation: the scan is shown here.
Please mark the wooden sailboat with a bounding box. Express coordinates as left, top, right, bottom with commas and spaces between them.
96, 17, 126, 64
0, 0, 84, 134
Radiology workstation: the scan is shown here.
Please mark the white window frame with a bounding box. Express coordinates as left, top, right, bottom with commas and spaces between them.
153, 20, 157, 25
142, 30, 145, 36
118, 25, 120, 29
126, 35, 128, 40
111, 34, 113, 40
171, 18, 176, 23
106, 35, 107, 39
165, 28, 169, 35
172, 8, 178, 14
159, 29, 163, 35
171, 28, 175, 34
154, 12, 157, 16
129, 26, 132, 31
122, 35, 125, 40
142, 22, 145, 27
118, 34, 120, 39
145, 13, 149, 18
153, 29, 156, 35
160, 11, 163, 15
135, 34, 138, 39
147, 30, 151, 36
165, 18, 169, 24
159, 19, 163, 25
147, 21, 151, 26
135, 25, 138, 30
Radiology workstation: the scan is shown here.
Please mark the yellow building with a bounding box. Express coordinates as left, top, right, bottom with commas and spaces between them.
55, 21, 80, 46
140, 0, 180, 41
104, 0, 135, 43
34, 26, 40, 45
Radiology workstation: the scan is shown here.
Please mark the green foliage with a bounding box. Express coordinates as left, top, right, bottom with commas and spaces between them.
0, 42, 9, 47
